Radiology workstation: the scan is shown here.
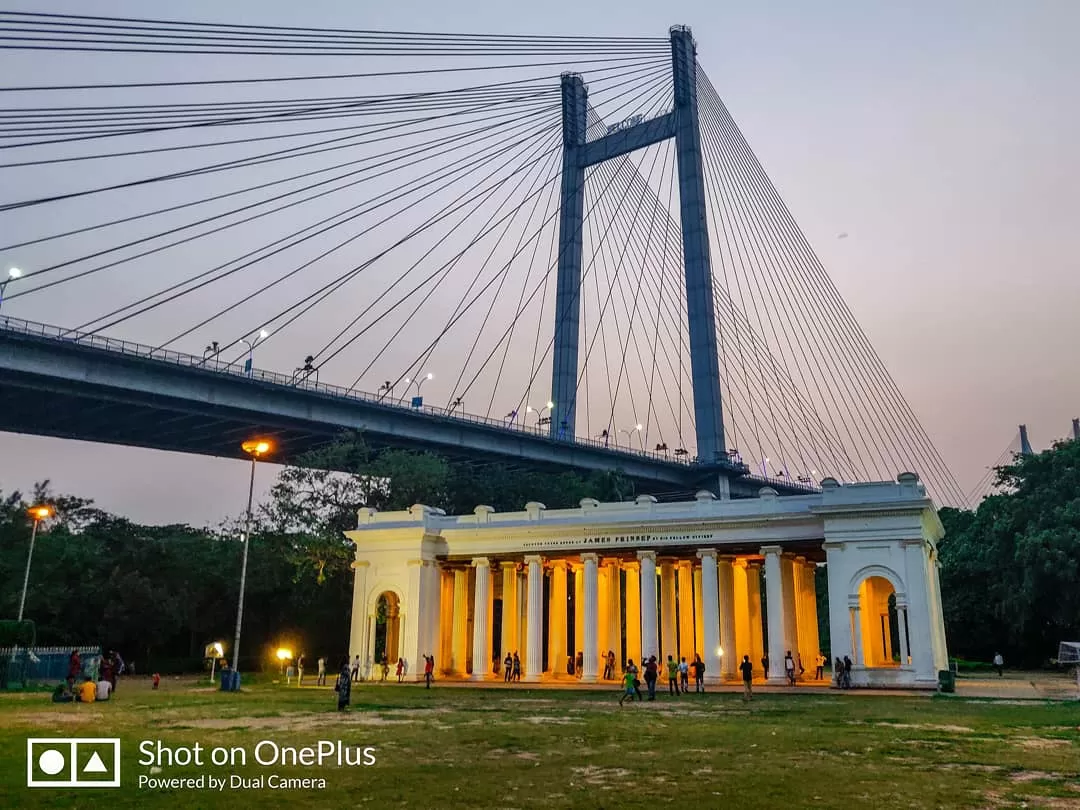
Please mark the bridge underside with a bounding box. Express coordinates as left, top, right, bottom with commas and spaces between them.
0, 331, 810, 499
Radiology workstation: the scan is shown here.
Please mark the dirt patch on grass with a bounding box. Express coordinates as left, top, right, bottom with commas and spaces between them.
170, 712, 419, 730
521, 715, 582, 725
1009, 770, 1066, 783
15, 711, 106, 725
571, 765, 631, 785
872, 722, 974, 733
1014, 737, 1072, 750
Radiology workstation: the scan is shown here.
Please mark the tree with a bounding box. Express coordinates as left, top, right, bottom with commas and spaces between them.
938, 438, 1080, 665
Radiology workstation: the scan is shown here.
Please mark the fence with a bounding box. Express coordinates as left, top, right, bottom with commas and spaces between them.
0, 646, 101, 689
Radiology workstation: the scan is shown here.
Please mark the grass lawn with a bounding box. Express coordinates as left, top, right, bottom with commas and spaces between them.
0, 676, 1078, 809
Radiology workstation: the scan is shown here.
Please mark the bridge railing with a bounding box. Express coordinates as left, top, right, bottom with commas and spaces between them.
2, 314, 764, 473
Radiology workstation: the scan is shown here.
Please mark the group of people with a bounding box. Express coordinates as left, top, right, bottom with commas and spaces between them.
502, 652, 523, 681
53, 649, 124, 704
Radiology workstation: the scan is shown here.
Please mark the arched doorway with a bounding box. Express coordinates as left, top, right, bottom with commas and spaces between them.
373, 591, 401, 667
856, 576, 899, 667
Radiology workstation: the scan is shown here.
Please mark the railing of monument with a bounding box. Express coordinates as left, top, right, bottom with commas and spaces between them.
0, 314, 819, 492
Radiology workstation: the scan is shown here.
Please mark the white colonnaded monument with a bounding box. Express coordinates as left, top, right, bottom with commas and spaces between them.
346, 472, 949, 689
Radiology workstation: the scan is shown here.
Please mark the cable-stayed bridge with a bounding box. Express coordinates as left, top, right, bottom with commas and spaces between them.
0, 13, 965, 505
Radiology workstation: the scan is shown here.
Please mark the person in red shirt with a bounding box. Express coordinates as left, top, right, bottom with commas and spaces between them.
423, 655, 434, 689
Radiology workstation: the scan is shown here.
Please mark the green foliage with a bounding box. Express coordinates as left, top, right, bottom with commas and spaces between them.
939, 438, 1080, 665
0, 620, 34, 647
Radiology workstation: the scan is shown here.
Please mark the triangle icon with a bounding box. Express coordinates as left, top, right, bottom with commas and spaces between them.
84, 751, 109, 774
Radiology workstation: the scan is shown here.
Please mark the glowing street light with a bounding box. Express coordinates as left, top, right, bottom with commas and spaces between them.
17, 504, 54, 623
0, 267, 23, 313
525, 400, 554, 427
617, 423, 644, 449
240, 328, 270, 378
405, 372, 433, 396
207, 641, 225, 682
231, 437, 274, 683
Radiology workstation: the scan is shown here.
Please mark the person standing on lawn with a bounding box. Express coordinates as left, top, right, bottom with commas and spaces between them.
740, 655, 754, 701
424, 654, 434, 688
335, 660, 352, 711
644, 656, 659, 701
317, 656, 327, 686
618, 665, 637, 706
784, 651, 796, 686
678, 657, 690, 693
993, 652, 1004, 677
666, 655, 680, 695
693, 654, 705, 693
625, 658, 642, 701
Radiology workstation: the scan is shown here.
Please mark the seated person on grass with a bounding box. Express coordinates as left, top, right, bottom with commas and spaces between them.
96, 677, 112, 701
77, 676, 96, 703
51, 683, 74, 703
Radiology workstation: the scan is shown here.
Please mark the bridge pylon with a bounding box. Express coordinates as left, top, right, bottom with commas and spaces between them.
549, 25, 726, 464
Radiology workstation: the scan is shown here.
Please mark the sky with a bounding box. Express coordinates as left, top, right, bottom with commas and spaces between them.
0, 0, 1077, 525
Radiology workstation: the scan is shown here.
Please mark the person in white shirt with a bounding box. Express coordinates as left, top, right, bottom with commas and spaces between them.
992, 652, 1004, 677
95, 679, 112, 701
317, 656, 327, 686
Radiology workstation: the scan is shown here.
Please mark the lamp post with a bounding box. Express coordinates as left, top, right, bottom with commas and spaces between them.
17, 504, 53, 623
405, 372, 433, 396
232, 438, 273, 680
404, 372, 432, 407
525, 400, 554, 428
0, 267, 22, 313
617, 423, 643, 449
240, 328, 270, 378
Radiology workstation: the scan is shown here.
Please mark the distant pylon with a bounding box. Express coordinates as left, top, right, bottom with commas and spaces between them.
1019, 424, 1033, 456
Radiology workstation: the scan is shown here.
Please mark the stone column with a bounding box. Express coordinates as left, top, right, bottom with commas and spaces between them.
693, 564, 704, 659
902, 539, 936, 684
524, 555, 544, 681
623, 561, 641, 664
676, 560, 695, 660
660, 559, 677, 661
762, 546, 788, 684
896, 602, 910, 666
581, 553, 599, 682
697, 549, 722, 684
471, 558, 491, 680
439, 569, 454, 674
746, 562, 765, 676
451, 568, 469, 676
419, 560, 441, 672
637, 551, 659, 662
849, 601, 864, 667
548, 560, 569, 676
606, 560, 622, 667
717, 555, 736, 678
348, 560, 370, 673
596, 561, 611, 662
500, 562, 518, 661
517, 570, 528, 662
572, 562, 584, 663
780, 554, 799, 665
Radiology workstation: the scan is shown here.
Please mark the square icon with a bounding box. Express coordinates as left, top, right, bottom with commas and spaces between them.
27, 738, 120, 788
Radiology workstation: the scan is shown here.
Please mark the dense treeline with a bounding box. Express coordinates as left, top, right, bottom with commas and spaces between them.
937, 437, 1080, 666
2, 432, 1076, 671
0, 433, 631, 672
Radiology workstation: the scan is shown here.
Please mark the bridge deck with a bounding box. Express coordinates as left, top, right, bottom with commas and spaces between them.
0, 316, 816, 499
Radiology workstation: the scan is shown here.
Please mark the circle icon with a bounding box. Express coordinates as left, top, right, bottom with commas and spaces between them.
38, 748, 65, 776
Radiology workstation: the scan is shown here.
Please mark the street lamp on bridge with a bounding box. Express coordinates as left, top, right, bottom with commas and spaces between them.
617, 423, 644, 449
404, 372, 433, 406
232, 437, 273, 683
240, 328, 270, 377
17, 504, 53, 623
0, 267, 22, 313
525, 401, 553, 427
